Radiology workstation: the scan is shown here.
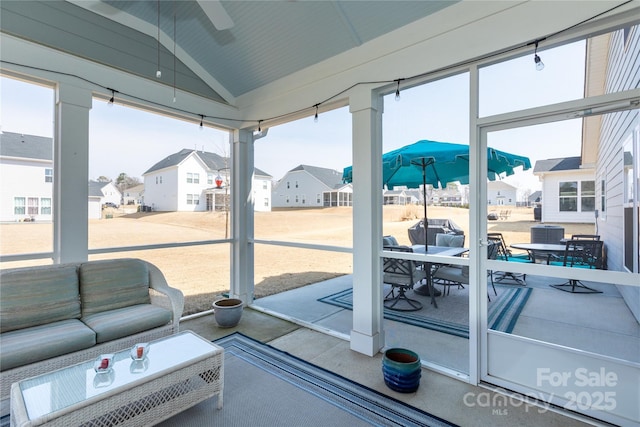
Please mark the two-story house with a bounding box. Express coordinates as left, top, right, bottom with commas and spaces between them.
143, 148, 272, 212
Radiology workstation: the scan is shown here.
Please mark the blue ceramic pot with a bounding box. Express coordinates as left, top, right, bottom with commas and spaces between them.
382, 348, 421, 393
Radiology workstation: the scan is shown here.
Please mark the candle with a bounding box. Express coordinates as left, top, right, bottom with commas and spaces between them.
99, 358, 109, 370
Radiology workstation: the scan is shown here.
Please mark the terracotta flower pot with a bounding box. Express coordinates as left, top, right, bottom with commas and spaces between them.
382, 348, 422, 393
212, 298, 243, 328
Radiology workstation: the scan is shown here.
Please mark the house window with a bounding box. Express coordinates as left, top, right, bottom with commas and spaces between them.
286, 196, 290, 203
287, 181, 290, 189
28, 197, 39, 215
187, 173, 193, 183
159, 176, 162, 184
208, 173, 214, 185
581, 180, 595, 212
41, 198, 51, 215
316, 193, 321, 204
187, 194, 193, 205
264, 198, 269, 207
156, 177, 158, 184
193, 194, 200, 205
44, 168, 53, 183
623, 129, 639, 272
14, 197, 25, 215
295, 181, 298, 188
263, 181, 267, 190
601, 180, 606, 213
559, 181, 578, 212
295, 195, 299, 203
302, 195, 306, 204
193, 173, 200, 184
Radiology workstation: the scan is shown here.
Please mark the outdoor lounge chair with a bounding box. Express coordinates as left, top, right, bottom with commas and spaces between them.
382, 245, 426, 311
549, 239, 604, 293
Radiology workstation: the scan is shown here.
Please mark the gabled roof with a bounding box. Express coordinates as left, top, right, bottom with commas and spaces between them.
0, 132, 52, 161
144, 148, 271, 177
287, 165, 344, 189
88, 180, 118, 197
533, 157, 582, 173
487, 180, 517, 191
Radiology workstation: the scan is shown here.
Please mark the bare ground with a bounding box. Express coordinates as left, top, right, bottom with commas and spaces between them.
0, 206, 594, 315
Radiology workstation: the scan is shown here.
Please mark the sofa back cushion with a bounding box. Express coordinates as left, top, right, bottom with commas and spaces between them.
80, 259, 150, 316
0, 265, 81, 333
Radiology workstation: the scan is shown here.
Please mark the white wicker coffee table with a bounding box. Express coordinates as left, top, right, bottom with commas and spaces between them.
10, 331, 223, 427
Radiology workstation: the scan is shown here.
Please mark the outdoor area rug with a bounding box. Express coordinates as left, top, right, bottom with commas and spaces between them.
1, 333, 457, 427
157, 333, 457, 427
318, 285, 532, 339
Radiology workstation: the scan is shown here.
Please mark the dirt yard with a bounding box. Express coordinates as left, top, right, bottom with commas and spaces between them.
0, 206, 595, 315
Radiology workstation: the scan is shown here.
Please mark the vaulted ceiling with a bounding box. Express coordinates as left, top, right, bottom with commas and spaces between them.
1, 1, 638, 130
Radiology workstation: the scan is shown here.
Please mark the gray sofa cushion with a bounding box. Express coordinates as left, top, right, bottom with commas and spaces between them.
82, 304, 172, 344
0, 319, 96, 371
0, 265, 80, 333
80, 259, 151, 316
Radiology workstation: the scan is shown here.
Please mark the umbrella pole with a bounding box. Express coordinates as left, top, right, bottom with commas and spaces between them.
422, 162, 428, 253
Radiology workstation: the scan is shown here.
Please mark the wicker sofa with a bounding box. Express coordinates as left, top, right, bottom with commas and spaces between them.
0, 258, 184, 414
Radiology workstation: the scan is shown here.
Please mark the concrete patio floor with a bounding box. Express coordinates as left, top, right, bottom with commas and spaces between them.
180, 307, 615, 426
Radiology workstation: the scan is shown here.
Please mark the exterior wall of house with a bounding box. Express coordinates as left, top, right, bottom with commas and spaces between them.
253, 176, 272, 212
176, 155, 208, 212
487, 181, 517, 206
144, 168, 180, 211
594, 27, 640, 322
539, 169, 596, 224
89, 197, 102, 219
272, 170, 328, 208
0, 157, 53, 222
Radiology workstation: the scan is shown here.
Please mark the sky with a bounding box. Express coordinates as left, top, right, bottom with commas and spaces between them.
0, 40, 586, 196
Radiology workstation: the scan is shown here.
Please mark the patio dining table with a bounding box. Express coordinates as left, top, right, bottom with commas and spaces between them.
510, 243, 566, 264
411, 245, 468, 308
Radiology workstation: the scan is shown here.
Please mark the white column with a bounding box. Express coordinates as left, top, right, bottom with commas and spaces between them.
230, 129, 254, 304
349, 88, 385, 356
53, 82, 92, 264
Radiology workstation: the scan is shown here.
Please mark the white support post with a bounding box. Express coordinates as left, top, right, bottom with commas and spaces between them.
53, 82, 92, 264
349, 88, 385, 356
230, 129, 255, 304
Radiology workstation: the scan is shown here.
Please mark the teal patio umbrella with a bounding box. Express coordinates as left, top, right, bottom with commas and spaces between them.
342, 139, 531, 250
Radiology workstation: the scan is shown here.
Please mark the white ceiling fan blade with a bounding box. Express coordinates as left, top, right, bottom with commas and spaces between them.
197, 1, 234, 31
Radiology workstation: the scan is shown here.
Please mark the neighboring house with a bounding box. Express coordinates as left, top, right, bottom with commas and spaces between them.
88, 181, 122, 219
143, 148, 272, 212
122, 184, 144, 205
533, 157, 596, 223
383, 189, 420, 205
272, 165, 352, 208
529, 191, 542, 205
487, 180, 518, 207
433, 187, 464, 207
0, 131, 53, 222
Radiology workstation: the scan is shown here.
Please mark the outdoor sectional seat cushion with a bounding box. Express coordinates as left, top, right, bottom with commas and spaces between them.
79, 258, 152, 316
82, 304, 172, 344
0, 319, 96, 371
0, 264, 81, 333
